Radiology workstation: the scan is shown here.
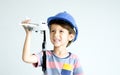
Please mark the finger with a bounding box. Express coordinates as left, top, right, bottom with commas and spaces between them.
21, 19, 31, 24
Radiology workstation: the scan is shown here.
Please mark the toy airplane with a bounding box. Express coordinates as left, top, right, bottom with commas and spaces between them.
21, 22, 47, 32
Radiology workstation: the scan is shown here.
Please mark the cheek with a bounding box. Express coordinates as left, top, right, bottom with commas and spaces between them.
50, 33, 55, 42
50, 36, 53, 43
62, 34, 69, 40
50, 34, 53, 39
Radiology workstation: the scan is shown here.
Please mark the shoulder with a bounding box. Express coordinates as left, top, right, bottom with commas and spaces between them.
69, 52, 79, 59
36, 50, 53, 56
45, 50, 53, 56
69, 52, 81, 64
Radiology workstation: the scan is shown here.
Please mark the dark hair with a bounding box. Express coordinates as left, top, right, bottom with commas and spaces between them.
49, 19, 75, 47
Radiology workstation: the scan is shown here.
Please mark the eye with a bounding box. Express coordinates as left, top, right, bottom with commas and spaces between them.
60, 30, 64, 33
50, 30, 55, 32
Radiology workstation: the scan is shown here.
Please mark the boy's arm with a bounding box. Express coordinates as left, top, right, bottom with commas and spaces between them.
22, 32, 38, 63
22, 19, 38, 64
73, 57, 84, 75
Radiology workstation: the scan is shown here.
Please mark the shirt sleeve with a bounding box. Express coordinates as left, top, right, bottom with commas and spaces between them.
73, 57, 84, 75
32, 51, 43, 68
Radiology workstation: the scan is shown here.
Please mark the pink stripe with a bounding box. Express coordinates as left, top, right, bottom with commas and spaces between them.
70, 54, 78, 59
76, 73, 84, 75
46, 50, 52, 56
74, 61, 81, 68
47, 61, 63, 69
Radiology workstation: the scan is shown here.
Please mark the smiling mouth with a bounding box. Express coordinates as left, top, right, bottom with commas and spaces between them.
53, 39, 60, 43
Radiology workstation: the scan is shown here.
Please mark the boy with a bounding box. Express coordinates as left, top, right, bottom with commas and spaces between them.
21, 11, 83, 75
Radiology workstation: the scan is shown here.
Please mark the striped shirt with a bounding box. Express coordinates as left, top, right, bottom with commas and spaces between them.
33, 50, 83, 75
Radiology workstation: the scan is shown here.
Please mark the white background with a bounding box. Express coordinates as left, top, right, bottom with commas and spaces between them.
0, 0, 120, 75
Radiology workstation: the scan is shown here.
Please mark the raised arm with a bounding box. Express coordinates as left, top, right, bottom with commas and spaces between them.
21, 19, 38, 64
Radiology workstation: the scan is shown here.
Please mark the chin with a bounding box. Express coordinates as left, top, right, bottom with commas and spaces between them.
54, 44, 61, 47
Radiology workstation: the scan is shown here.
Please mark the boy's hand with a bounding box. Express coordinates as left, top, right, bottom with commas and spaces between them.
21, 19, 32, 33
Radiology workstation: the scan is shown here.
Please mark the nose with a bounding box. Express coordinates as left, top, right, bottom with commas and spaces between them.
54, 31, 59, 37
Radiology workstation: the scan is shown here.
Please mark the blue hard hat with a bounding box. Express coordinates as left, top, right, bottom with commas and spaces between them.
47, 11, 78, 42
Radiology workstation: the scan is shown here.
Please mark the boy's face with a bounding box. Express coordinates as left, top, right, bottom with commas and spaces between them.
50, 24, 74, 47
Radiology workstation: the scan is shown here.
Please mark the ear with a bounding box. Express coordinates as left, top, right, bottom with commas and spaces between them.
68, 34, 75, 41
